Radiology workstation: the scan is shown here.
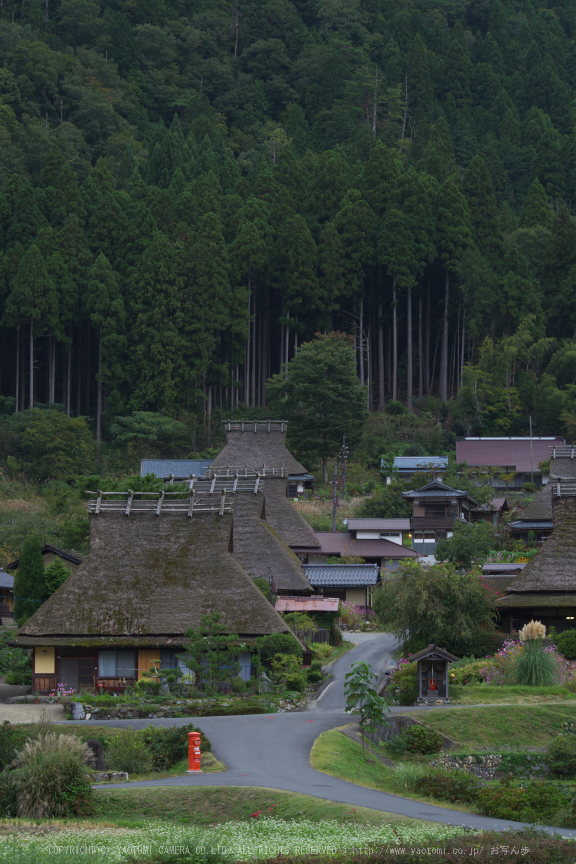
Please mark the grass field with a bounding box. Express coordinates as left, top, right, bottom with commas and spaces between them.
309, 728, 473, 812
402, 704, 576, 749
450, 684, 576, 704
92, 785, 424, 827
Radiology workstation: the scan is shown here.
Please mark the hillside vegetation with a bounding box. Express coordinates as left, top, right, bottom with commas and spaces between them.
1, 1, 576, 457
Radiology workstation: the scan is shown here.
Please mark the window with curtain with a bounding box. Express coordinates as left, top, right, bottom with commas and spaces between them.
98, 650, 136, 677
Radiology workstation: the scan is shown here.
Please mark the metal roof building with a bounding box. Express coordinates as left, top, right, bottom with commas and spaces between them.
141, 459, 214, 478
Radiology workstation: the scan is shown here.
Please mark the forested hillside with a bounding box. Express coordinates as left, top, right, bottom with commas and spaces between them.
2, 0, 576, 446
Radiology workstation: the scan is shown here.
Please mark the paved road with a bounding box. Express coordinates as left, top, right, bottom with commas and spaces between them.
59, 634, 576, 838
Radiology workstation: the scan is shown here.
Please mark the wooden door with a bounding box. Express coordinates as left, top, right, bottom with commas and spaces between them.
59, 658, 79, 693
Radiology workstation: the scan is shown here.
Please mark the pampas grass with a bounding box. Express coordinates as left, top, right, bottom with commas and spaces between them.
519, 620, 547, 641
11, 732, 94, 818
514, 639, 560, 687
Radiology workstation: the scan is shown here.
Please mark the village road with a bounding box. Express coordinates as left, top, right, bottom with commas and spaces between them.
61, 633, 576, 838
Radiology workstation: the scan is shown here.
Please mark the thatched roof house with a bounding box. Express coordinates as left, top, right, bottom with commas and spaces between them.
211, 421, 320, 551
498, 483, 576, 633
212, 420, 307, 474
507, 484, 553, 543
13, 505, 291, 695
228, 491, 313, 594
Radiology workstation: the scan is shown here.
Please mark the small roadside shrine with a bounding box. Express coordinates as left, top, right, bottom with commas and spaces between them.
408, 644, 458, 704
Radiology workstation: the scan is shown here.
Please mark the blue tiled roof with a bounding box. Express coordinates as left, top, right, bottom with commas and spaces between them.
288, 474, 315, 481
391, 456, 448, 470
302, 564, 379, 586
141, 459, 213, 478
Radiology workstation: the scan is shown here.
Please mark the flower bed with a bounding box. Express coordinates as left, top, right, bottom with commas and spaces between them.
66, 694, 307, 719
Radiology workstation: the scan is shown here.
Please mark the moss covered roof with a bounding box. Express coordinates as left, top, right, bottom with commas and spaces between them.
16, 511, 290, 642
503, 496, 576, 594
212, 421, 307, 474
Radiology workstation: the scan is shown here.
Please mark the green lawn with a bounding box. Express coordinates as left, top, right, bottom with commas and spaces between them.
309, 728, 473, 812
450, 684, 576, 704
402, 704, 576, 750
93, 785, 424, 828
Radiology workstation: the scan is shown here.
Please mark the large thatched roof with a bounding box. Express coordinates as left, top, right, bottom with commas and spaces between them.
14, 511, 290, 646
498, 494, 576, 608
231, 492, 313, 593
263, 478, 320, 549
212, 420, 307, 474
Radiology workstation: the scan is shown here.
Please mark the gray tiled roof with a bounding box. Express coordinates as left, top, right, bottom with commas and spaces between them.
0, 570, 13, 590
402, 480, 470, 498
302, 564, 379, 586
348, 518, 410, 531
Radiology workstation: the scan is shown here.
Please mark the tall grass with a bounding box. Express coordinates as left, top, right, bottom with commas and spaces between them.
11, 732, 94, 818
514, 639, 560, 687
389, 762, 428, 792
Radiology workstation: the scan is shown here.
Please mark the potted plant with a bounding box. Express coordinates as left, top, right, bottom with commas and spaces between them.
33, 692, 40, 704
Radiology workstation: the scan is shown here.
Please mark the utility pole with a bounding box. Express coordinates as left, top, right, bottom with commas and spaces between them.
340, 436, 350, 498
331, 461, 339, 533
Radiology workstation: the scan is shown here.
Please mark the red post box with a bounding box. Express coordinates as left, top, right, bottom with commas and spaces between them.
186, 731, 202, 773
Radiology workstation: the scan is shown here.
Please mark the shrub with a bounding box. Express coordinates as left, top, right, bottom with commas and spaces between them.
547, 734, 576, 777
0, 722, 29, 771
384, 735, 407, 756
231, 676, 246, 693
557, 629, 576, 660
514, 639, 560, 687
136, 679, 162, 697
257, 633, 302, 666
522, 482, 538, 494
0, 769, 18, 817
306, 668, 323, 684
419, 769, 480, 803
310, 642, 333, 663
449, 660, 486, 686
139, 724, 210, 771
389, 662, 418, 705
104, 729, 153, 775
476, 780, 570, 823
285, 672, 307, 692
402, 724, 443, 755
469, 630, 506, 658
11, 732, 94, 817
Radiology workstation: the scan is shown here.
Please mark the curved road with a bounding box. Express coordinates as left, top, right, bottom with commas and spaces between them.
61, 634, 576, 838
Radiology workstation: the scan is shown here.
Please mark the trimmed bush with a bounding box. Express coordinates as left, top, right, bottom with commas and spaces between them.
285, 672, 307, 692
257, 633, 302, 666
402, 724, 443, 755
12, 732, 94, 817
557, 629, 576, 660
547, 733, 576, 777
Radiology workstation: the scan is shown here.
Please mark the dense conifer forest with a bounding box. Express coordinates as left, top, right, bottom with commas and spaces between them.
1, 0, 576, 446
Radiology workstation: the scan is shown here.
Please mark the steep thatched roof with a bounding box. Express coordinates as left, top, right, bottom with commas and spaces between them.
517, 484, 552, 521
550, 453, 576, 480
231, 492, 313, 593
212, 420, 307, 474
263, 478, 320, 549
498, 495, 576, 608
14, 511, 290, 645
